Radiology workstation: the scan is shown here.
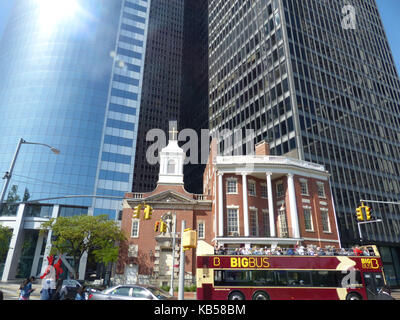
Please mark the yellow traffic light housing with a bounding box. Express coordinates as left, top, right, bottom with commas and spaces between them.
356, 206, 364, 221
182, 228, 197, 250
133, 205, 141, 219
144, 205, 153, 220
154, 221, 160, 232
365, 206, 372, 221
160, 220, 167, 233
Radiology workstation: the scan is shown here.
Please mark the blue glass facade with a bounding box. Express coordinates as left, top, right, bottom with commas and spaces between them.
0, 0, 150, 219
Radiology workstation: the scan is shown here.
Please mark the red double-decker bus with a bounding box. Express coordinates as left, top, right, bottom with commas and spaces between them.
196, 245, 390, 300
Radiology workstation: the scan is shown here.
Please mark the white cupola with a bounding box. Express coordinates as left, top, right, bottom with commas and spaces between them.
158, 126, 185, 185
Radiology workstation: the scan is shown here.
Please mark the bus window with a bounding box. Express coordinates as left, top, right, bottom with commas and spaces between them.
312, 271, 337, 287
252, 270, 275, 286
287, 271, 312, 286
275, 271, 288, 286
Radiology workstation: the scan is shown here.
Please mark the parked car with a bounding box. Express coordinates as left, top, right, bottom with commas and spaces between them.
88, 285, 175, 300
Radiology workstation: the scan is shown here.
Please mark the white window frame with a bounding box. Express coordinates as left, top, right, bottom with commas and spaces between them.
321, 209, 331, 233
260, 183, 268, 199
197, 220, 205, 239
262, 209, 270, 237
227, 206, 240, 237
303, 206, 314, 232
248, 180, 256, 196
300, 178, 309, 196
226, 178, 238, 194
131, 219, 140, 238
249, 208, 259, 236
278, 207, 289, 238
317, 182, 326, 198
276, 181, 284, 197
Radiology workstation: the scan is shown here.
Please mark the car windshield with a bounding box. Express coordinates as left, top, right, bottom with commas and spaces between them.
146, 287, 172, 299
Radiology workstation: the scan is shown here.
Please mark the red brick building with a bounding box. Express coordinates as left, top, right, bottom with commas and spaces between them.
115, 137, 341, 286
115, 137, 212, 287
204, 140, 341, 250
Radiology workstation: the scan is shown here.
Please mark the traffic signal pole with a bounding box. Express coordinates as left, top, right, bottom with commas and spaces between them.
178, 220, 186, 300
357, 219, 383, 243
169, 213, 177, 296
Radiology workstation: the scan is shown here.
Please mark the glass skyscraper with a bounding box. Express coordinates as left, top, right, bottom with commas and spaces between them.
208, 0, 400, 285
0, 0, 150, 219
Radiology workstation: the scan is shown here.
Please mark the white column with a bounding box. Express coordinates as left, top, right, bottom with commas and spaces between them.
217, 172, 224, 237
266, 172, 276, 237
40, 205, 60, 275
242, 173, 249, 237
2, 203, 26, 281
30, 233, 45, 277
287, 173, 300, 238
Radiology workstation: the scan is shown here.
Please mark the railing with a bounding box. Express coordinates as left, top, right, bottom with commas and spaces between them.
213, 246, 377, 257
130, 193, 144, 199
215, 155, 326, 172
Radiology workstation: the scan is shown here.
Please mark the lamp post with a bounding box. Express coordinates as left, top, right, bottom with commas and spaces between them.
0, 138, 60, 207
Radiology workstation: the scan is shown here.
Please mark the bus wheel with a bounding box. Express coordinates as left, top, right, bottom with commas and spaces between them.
228, 291, 245, 300
252, 291, 270, 300
346, 293, 362, 300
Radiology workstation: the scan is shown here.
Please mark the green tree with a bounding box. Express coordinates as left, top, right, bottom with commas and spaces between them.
0, 225, 13, 263
40, 214, 126, 279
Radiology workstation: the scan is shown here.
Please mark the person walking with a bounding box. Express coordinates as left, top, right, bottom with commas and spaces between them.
75, 286, 87, 300
19, 276, 35, 300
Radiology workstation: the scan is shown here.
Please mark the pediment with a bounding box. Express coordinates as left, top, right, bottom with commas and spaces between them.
143, 190, 196, 204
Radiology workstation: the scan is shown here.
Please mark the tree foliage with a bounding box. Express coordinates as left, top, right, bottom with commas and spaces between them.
0, 225, 13, 263
40, 214, 126, 278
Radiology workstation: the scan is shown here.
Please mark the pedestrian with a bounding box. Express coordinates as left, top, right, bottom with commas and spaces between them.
51, 279, 65, 300
19, 276, 35, 300
353, 246, 363, 256
75, 286, 86, 300
0, 289, 4, 300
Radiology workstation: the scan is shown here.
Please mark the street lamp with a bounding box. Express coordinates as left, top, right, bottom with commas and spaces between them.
0, 138, 60, 207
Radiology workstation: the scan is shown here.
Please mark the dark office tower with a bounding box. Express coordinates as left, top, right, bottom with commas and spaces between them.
132, 0, 185, 192
209, 0, 400, 285
132, 0, 209, 194
180, 0, 209, 194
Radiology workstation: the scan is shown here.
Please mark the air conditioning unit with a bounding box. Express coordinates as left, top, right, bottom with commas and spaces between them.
228, 231, 239, 237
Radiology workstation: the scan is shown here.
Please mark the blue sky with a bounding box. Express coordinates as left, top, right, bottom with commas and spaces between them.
0, 0, 399, 71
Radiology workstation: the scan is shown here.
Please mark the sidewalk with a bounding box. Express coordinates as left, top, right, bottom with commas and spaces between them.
0, 281, 41, 300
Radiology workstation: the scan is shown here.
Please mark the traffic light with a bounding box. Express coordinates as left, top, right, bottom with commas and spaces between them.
133, 205, 141, 219
182, 228, 197, 250
143, 205, 153, 220
356, 206, 364, 221
154, 221, 160, 232
365, 206, 372, 221
160, 220, 167, 233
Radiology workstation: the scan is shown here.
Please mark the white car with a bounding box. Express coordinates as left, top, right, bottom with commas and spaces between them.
88, 285, 175, 300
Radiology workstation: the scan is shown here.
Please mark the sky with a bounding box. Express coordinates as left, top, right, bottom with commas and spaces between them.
0, 0, 398, 71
